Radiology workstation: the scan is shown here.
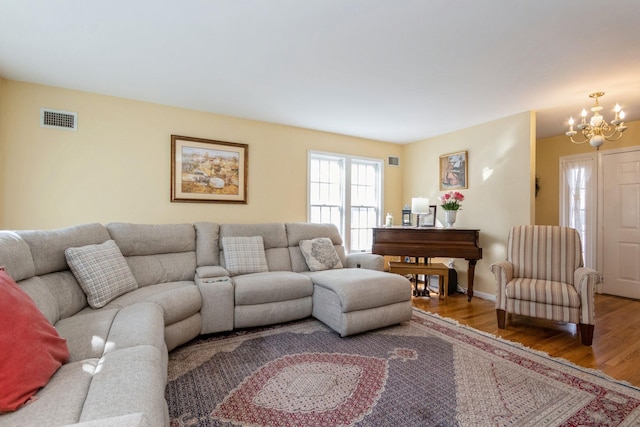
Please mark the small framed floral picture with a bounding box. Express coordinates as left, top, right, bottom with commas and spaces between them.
439, 150, 468, 190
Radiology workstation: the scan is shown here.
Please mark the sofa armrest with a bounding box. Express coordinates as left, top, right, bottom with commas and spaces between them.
490, 260, 513, 310
345, 253, 384, 271
574, 267, 601, 325
195, 273, 234, 334
196, 265, 229, 279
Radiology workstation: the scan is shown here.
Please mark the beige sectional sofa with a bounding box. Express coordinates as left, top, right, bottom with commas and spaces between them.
0, 221, 412, 426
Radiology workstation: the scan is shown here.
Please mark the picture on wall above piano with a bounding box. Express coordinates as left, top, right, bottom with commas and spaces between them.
439, 150, 468, 191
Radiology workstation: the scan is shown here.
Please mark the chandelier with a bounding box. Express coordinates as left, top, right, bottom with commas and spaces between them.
565, 92, 627, 150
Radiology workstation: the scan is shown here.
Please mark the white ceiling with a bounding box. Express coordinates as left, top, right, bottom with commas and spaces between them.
1, 0, 640, 144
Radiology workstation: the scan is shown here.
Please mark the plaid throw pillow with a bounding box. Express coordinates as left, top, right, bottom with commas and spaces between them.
65, 240, 138, 309
299, 237, 343, 271
222, 236, 269, 276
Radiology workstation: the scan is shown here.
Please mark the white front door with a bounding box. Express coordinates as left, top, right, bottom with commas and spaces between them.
601, 148, 640, 299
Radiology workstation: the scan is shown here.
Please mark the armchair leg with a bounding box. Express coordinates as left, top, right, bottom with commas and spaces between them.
579, 323, 594, 346
496, 309, 506, 329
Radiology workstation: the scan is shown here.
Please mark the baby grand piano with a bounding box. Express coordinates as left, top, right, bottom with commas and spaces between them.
372, 227, 482, 301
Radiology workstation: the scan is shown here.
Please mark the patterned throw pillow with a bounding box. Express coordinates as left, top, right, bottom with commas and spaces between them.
65, 240, 138, 309
222, 236, 269, 276
299, 237, 343, 272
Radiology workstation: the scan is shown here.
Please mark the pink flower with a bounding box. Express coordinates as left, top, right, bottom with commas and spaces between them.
439, 191, 465, 210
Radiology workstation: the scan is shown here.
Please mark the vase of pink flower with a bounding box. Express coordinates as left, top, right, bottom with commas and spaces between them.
439, 191, 464, 228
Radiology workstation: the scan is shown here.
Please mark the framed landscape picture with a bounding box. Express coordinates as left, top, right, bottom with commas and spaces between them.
439, 150, 468, 190
171, 135, 248, 203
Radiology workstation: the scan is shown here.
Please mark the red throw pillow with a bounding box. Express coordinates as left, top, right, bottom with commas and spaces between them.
0, 270, 69, 412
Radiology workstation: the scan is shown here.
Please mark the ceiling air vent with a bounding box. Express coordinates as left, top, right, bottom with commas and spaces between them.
388, 156, 400, 167
40, 108, 78, 131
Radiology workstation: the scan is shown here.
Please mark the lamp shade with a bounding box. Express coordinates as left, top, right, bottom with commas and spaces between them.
411, 197, 430, 214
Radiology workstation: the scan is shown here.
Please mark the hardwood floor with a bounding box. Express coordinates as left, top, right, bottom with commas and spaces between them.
412, 292, 640, 387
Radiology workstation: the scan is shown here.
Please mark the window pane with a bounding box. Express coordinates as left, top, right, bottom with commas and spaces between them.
310, 159, 319, 178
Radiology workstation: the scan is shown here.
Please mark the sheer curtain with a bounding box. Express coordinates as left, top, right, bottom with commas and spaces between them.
560, 154, 596, 268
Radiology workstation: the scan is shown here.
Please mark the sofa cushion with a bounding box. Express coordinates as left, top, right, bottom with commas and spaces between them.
65, 240, 138, 309
55, 308, 120, 362
15, 275, 61, 325
106, 223, 197, 287
299, 237, 344, 271
106, 222, 195, 256
0, 231, 35, 281
0, 359, 95, 426
17, 223, 111, 276
222, 236, 269, 276
122, 251, 196, 288
87, 281, 202, 326
78, 345, 167, 427
20, 271, 89, 324
0, 270, 69, 412
233, 271, 314, 305
506, 278, 581, 307
194, 222, 221, 267
306, 268, 412, 312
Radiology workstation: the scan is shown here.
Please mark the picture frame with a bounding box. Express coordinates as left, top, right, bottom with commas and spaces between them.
171, 135, 248, 203
418, 205, 437, 227
439, 150, 468, 190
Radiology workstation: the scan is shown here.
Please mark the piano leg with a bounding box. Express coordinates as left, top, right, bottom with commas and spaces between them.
466, 259, 477, 301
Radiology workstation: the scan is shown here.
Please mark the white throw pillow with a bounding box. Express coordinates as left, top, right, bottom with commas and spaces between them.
222, 236, 269, 276
299, 237, 343, 271
65, 240, 138, 309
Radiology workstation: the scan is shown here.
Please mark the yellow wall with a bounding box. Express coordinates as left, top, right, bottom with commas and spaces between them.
0, 80, 404, 229
403, 111, 535, 297
535, 120, 640, 226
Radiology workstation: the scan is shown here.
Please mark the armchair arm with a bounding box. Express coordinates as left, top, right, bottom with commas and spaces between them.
490, 260, 513, 310
345, 253, 384, 271
574, 267, 601, 325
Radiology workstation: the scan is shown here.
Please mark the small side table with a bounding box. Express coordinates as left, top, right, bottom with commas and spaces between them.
388, 261, 449, 301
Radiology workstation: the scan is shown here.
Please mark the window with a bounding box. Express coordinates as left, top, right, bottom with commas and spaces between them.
560, 153, 596, 268
308, 151, 383, 252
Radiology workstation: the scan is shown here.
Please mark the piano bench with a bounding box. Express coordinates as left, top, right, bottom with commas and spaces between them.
388, 261, 449, 301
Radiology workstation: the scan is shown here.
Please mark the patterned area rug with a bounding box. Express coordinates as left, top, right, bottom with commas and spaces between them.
166, 309, 640, 426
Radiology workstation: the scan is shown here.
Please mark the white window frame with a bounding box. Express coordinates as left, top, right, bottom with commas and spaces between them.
308, 151, 383, 253
559, 152, 597, 268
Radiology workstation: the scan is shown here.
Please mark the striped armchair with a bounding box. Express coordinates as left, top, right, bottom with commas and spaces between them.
490, 225, 601, 346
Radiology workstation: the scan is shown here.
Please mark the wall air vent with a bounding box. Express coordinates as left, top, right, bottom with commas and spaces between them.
388, 156, 400, 167
40, 108, 78, 131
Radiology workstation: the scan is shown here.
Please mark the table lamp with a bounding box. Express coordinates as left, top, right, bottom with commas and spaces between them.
411, 197, 430, 227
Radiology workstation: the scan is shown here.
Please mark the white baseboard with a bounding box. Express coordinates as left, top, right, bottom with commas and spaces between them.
456, 286, 496, 302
